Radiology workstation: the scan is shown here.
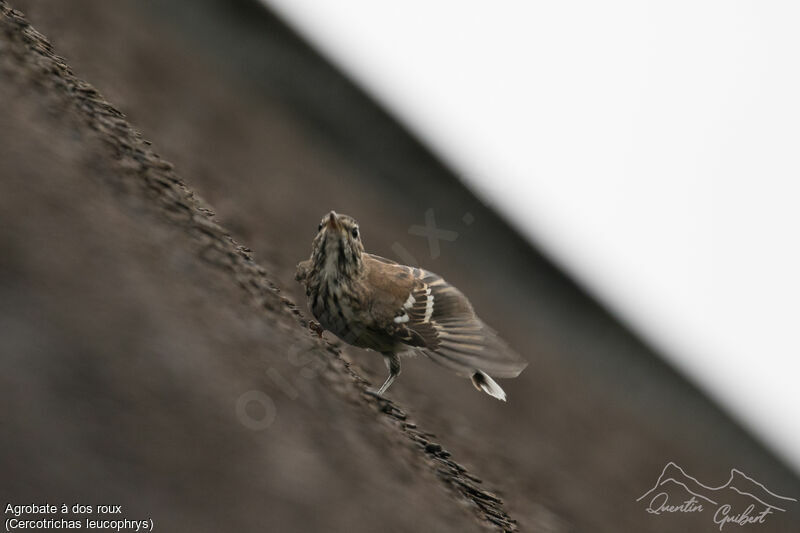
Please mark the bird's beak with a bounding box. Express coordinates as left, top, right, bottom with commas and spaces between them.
325, 211, 340, 231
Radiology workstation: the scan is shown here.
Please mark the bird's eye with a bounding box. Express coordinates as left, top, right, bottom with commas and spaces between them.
351, 227, 359, 239
318, 223, 323, 232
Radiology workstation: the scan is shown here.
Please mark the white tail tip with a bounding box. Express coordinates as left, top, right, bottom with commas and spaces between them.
471, 370, 507, 401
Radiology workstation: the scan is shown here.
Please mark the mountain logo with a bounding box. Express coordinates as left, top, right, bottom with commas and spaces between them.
637, 462, 796, 530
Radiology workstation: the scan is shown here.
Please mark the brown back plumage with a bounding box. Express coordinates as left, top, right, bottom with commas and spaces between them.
363, 254, 528, 378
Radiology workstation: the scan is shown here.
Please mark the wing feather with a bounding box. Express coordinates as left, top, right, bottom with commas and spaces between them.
397, 266, 527, 378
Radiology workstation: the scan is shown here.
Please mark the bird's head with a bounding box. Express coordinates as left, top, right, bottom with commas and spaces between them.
310, 211, 364, 279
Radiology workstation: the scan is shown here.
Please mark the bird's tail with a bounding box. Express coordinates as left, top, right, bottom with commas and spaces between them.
471, 370, 507, 402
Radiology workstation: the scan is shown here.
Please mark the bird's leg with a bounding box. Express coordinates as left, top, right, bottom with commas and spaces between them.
369, 352, 400, 397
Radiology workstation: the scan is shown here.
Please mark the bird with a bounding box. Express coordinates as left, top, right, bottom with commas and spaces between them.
295, 211, 528, 401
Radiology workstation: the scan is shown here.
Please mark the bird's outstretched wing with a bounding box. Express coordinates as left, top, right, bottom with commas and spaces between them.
364, 254, 528, 378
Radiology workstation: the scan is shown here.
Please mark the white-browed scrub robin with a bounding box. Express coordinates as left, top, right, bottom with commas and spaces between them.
296, 211, 528, 401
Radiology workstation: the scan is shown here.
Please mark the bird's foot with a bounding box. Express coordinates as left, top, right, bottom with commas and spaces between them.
363, 388, 406, 418
364, 389, 394, 408
363, 388, 385, 399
